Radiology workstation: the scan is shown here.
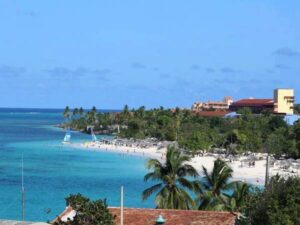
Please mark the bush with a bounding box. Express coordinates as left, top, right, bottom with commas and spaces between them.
54, 194, 116, 225
238, 176, 300, 225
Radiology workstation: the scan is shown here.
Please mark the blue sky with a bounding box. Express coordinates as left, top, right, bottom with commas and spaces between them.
0, 0, 300, 109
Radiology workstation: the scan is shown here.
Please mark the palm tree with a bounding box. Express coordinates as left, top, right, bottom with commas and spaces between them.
91, 106, 97, 114
198, 159, 235, 210
73, 108, 79, 118
224, 181, 251, 213
63, 106, 71, 120
122, 104, 131, 125
174, 107, 181, 142
79, 107, 84, 117
123, 104, 129, 115
136, 106, 146, 118
142, 146, 200, 210
87, 106, 97, 125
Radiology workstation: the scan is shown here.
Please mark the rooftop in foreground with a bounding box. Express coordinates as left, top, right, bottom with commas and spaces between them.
57, 206, 237, 225
110, 207, 237, 225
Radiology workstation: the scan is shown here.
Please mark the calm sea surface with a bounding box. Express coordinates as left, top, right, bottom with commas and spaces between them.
0, 108, 154, 222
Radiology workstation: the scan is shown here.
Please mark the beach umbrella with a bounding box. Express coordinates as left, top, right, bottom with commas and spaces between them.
227, 155, 236, 161
287, 158, 296, 163
279, 160, 288, 166
241, 158, 249, 162
280, 160, 294, 169
268, 156, 276, 165
246, 155, 257, 161
292, 163, 300, 170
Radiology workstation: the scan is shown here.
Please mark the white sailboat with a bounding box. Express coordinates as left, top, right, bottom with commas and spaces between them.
87, 125, 98, 142
62, 129, 72, 144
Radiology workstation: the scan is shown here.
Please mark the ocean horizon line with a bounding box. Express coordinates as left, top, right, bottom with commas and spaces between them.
0, 107, 122, 112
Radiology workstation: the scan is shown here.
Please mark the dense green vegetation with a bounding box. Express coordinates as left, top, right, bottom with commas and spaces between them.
238, 176, 300, 225
54, 194, 115, 225
197, 158, 251, 212
64, 105, 300, 158
142, 146, 251, 212
143, 147, 300, 224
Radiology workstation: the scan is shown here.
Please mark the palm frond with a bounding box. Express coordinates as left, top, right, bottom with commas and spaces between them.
177, 177, 200, 193
144, 171, 162, 182
178, 164, 199, 177
155, 186, 169, 208
142, 183, 162, 201
202, 166, 213, 189
146, 158, 162, 170
180, 188, 196, 209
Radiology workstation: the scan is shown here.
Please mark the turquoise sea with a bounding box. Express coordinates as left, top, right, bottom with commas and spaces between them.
0, 108, 154, 222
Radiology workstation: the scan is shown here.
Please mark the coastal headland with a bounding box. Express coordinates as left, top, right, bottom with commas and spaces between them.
61, 104, 300, 188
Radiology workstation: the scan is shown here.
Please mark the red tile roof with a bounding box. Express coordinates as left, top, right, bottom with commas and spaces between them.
195, 111, 229, 117
110, 207, 237, 225
56, 206, 237, 225
231, 99, 274, 106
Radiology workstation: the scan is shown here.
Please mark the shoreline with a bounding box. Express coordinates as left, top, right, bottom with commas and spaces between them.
69, 142, 166, 160
65, 141, 299, 186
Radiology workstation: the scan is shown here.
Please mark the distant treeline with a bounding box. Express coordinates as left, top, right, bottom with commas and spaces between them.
63, 105, 300, 158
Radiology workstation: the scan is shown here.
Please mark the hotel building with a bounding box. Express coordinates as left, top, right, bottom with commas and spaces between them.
229, 88, 295, 115
192, 96, 233, 111
273, 88, 294, 114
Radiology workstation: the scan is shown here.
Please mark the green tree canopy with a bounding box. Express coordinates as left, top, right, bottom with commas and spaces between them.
65, 105, 300, 158
239, 176, 300, 225
54, 194, 116, 225
198, 159, 235, 210
197, 159, 251, 213
63, 106, 71, 120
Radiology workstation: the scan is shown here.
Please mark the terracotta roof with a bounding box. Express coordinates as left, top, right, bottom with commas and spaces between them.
195, 111, 229, 117
110, 207, 237, 225
0, 221, 49, 225
56, 206, 237, 225
231, 99, 274, 106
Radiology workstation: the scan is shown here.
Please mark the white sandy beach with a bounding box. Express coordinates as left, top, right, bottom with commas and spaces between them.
68, 141, 300, 185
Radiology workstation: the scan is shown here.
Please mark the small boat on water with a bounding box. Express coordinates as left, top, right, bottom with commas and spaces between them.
87, 125, 99, 143
62, 129, 72, 144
